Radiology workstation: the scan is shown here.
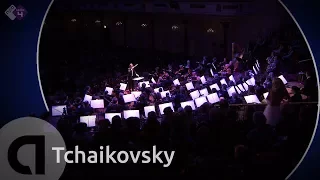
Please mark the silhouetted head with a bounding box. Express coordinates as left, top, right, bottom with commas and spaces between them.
253, 111, 267, 127
272, 78, 285, 92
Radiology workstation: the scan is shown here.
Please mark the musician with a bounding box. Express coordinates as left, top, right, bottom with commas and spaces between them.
191, 72, 201, 82
175, 65, 185, 75
186, 60, 191, 69
128, 63, 139, 91
302, 71, 318, 100
219, 58, 228, 67
201, 56, 207, 65
182, 68, 192, 79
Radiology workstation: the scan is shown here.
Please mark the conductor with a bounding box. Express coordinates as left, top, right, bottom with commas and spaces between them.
128, 63, 139, 91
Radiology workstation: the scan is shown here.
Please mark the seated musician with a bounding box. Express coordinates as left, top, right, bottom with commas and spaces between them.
163, 92, 172, 103
140, 83, 151, 96
182, 68, 192, 79
148, 93, 157, 106
106, 97, 123, 113
226, 68, 232, 76
191, 72, 201, 82
218, 84, 229, 99
175, 65, 185, 75
219, 58, 228, 67
229, 93, 243, 104
220, 64, 230, 76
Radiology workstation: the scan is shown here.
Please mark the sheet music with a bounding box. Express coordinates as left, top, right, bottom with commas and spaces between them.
227, 87, 236, 97
195, 97, 208, 107
105, 113, 122, 123
220, 79, 227, 86
206, 93, 220, 104
123, 110, 140, 119
190, 90, 200, 100
200, 76, 207, 84
173, 79, 180, 86
237, 84, 245, 92
158, 103, 174, 115
244, 95, 261, 104
160, 90, 171, 98
180, 100, 196, 110
144, 106, 156, 117
199, 88, 209, 96
210, 83, 220, 91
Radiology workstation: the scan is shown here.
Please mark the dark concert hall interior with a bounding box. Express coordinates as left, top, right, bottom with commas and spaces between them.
38, 0, 318, 178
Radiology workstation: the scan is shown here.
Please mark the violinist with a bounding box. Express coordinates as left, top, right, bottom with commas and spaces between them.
175, 65, 185, 75
182, 68, 192, 79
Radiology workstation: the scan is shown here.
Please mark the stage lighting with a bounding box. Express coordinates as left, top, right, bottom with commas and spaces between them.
172, 25, 179, 31
141, 23, 147, 27
71, 19, 76, 22
207, 28, 215, 33
116, 21, 123, 26
95, 20, 101, 23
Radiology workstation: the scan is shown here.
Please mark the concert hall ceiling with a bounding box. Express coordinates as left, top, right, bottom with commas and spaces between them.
51, 0, 264, 16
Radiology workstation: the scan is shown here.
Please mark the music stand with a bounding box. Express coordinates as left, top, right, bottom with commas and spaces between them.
210, 69, 214, 76
123, 110, 140, 119
144, 106, 156, 118
105, 113, 122, 124
154, 87, 163, 93
229, 75, 236, 83
123, 94, 136, 103
207, 93, 220, 104
83, 95, 92, 103
210, 83, 220, 91
242, 83, 249, 91
199, 88, 209, 96
139, 81, 150, 88
244, 95, 261, 104
180, 100, 196, 110
120, 83, 127, 91
151, 77, 156, 84
173, 79, 180, 86
190, 90, 200, 100
278, 75, 288, 84
227, 87, 237, 97
131, 91, 142, 98
52, 105, 67, 116
253, 66, 258, 75
80, 115, 96, 127
246, 77, 255, 86
195, 97, 208, 108
235, 86, 242, 94
237, 84, 245, 92
160, 90, 171, 98
133, 77, 144, 81
158, 102, 174, 115
200, 76, 207, 84
185, 82, 195, 90
105, 87, 113, 95
220, 79, 227, 86
90, 99, 104, 109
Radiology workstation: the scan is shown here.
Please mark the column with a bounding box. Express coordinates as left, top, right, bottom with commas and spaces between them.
124, 14, 128, 47
183, 20, 189, 56
151, 18, 155, 50
221, 22, 230, 58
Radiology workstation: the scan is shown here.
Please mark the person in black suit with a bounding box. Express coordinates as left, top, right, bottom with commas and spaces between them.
127, 63, 139, 91
302, 71, 318, 101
